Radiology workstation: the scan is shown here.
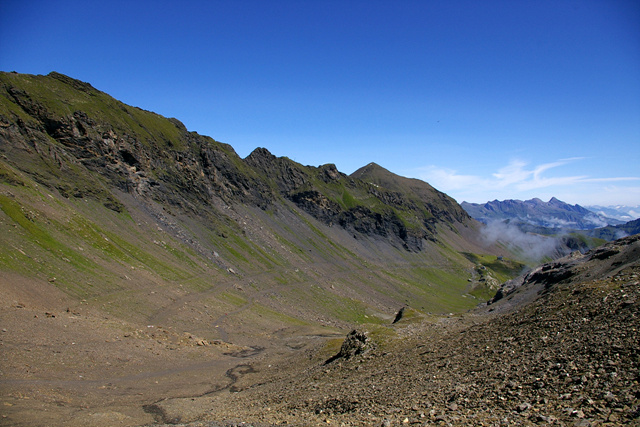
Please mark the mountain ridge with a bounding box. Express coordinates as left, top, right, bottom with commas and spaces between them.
1, 71, 477, 254
462, 197, 640, 246
0, 70, 514, 328
462, 197, 623, 231
586, 204, 640, 222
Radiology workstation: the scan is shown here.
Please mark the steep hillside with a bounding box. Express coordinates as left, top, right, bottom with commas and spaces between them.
2, 72, 637, 427
0, 71, 512, 329
487, 233, 640, 312
582, 218, 640, 241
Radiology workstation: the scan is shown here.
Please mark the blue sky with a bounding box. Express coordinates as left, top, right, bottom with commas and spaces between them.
1, 0, 639, 206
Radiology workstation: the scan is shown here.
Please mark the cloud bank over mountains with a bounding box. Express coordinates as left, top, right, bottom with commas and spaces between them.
416, 157, 640, 206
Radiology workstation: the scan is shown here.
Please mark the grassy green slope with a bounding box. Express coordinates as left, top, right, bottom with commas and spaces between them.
0, 71, 184, 150
0, 72, 525, 343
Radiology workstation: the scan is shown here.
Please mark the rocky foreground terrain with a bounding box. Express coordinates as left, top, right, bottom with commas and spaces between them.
140, 235, 640, 427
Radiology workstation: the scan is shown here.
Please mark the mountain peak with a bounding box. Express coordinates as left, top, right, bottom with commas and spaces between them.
548, 196, 565, 206
247, 146, 276, 161
351, 162, 470, 226
351, 162, 388, 177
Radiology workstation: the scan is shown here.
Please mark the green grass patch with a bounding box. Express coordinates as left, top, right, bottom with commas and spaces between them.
469, 284, 497, 300
462, 252, 525, 283
0, 194, 98, 273
293, 284, 385, 325
0, 162, 27, 186
340, 190, 359, 209
252, 302, 311, 327
380, 265, 479, 313
218, 291, 247, 307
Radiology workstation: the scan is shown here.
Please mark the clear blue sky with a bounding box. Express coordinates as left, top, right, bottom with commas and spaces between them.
1, 0, 639, 206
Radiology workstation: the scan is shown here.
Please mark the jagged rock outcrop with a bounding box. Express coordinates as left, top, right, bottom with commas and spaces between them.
324, 329, 371, 364
290, 190, 342, 223
244, 147, 308, 193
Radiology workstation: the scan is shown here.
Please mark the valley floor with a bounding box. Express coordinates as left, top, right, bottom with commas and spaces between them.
2, 262, 638, 427
0, 271, 340, 427
151, 264, 640, 427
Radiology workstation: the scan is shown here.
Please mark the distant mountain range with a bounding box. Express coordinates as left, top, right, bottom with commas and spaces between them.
462, 197, 640, 240
461, 197, 621, 229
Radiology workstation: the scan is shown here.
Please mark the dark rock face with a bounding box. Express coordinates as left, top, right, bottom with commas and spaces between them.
318, 163, 341, 182
338, 206, 389, 236
290, 190, 342, 223
526, 261, 576, 289
392, 306, 406, 323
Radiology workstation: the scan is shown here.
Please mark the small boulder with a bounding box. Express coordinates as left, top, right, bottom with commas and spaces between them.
393, 306, 406, 324
324, 329, 370, 364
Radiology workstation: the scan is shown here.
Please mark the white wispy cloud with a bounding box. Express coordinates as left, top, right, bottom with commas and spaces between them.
414, 158, 640, 204
420, 167, 483, 190
492, 158, 591, 191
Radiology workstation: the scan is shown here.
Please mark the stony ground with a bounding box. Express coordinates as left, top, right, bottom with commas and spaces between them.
0, 271, 340, 427
147, 265, 639, 427
2, 236, 639, 427
147, 236, 640, 427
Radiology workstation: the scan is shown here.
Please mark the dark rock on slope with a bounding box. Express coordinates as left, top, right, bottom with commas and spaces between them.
324, 329, 371, 364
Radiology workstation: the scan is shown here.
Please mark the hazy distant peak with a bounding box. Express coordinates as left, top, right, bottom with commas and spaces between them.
461, 197, 623, 231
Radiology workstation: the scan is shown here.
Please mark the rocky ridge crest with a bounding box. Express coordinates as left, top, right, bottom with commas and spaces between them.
0, 71, 473, 251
